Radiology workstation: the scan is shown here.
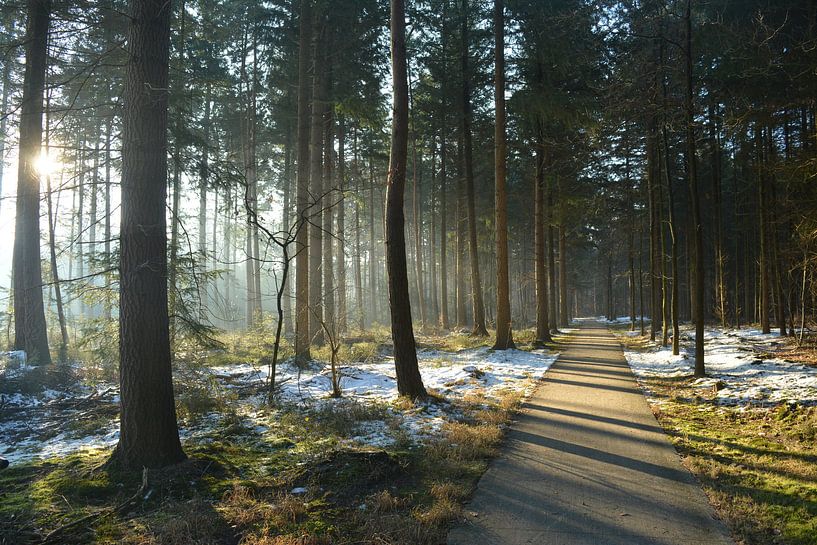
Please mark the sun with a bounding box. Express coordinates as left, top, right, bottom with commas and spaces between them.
34, 149, 62, 177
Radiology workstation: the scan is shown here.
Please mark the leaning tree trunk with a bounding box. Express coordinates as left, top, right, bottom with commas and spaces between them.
492, 0, 514, 350
12, 0, 52, 366
114, 0, 185, 469
387, 0, 426, 399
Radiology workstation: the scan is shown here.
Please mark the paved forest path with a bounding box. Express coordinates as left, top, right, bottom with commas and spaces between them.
447, 322, 734, 545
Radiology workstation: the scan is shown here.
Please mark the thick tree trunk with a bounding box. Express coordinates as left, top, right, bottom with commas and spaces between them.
294, 0, 312, 361
12, 0, 52, 366
114, 0, 184, 469
493, 0, 513, 349
387, 0, 426, 399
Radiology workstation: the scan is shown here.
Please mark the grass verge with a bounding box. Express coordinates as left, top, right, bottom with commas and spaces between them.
614, 326, 817, 545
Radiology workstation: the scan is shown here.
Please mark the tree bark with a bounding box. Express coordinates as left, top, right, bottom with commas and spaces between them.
308, 14, 326, 344
12, 0, 52, 365
460, 0, 487, 336
114, 0, 185, 469
336, 117, 347, 334
685, 0, 705, 376
534, 127, 552, 345
493, 0, 513, 349
294, 0, 312, 361
387, 0, 426, 399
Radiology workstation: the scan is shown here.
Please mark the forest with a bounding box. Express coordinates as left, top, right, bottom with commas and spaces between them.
1, 0, 817, 544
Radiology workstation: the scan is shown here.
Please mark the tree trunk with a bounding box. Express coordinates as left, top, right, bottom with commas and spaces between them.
460, 0, 487, 336
534, 127, 552, 344
493, 0, 513, 349
429, 134, 439, 324
114, 0, 185, 469
412, 125, 426, 327
294, 0, 312, 361
387, 0, 426, 399
685, 0, 705, 376
369, 151, 378, 322
0, 56, 11, 215
757, 125, 770, 334
336, 117, 347, 334
455, 133, 467, 327
662, 124, 680, 355
308, 16, 326, 344
199, 82, 211, 321
46, 171, 68, 362
439, 5, 450, 330
559, 225, 568, 328
710, 103, 727, 328
547, 175, 559, 332
104, 117, 113, 320
439, 117, 451, 329
353, 127, 364, 330
322, 104, 335, 331
12, 0, 52, 366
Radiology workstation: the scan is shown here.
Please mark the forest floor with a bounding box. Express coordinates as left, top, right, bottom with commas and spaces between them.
0, 327, 563, 544
613, 322, 817, 545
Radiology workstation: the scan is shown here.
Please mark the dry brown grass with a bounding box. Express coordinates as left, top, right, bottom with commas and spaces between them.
218, 484, 308, 532
369, 490, 407, 514
241, 535, 332, 545
137, 498, 227, 545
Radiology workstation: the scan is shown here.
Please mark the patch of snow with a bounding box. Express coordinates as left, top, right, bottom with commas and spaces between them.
623, 326, 817, 406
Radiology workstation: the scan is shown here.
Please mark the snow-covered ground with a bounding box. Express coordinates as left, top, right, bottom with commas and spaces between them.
1, 345, 557, 464
622, 326, 817, 406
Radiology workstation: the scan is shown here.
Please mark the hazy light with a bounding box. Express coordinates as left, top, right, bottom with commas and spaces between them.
34, 149, 62, 177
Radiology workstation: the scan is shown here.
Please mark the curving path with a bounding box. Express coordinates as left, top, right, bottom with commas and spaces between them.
447, 322, 734, 545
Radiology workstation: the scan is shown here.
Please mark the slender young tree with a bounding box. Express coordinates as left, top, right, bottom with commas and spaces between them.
386, 0, 426, 399
534, 127, 552, 345
12, 0, 52, 366
684, 0, 705, 376
493, 0, 514, 349
113, 0, 185, 469
460, 0, 488, 336
295, 0, 312, 361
